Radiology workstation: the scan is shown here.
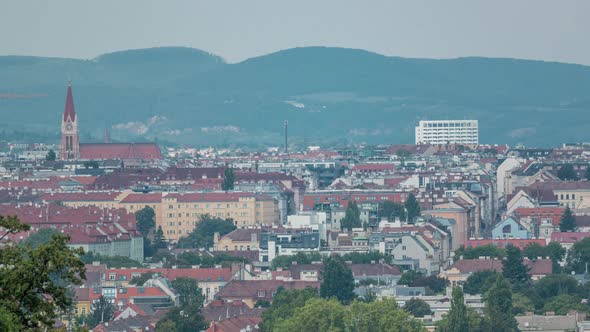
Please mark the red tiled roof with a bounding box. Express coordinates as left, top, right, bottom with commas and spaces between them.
79, 143, 162, 160
449, 258, 552, 275
41, 191, 121, 202
206, 316, 262, 332
120, 193, 163, 203
551, 232, 590, 244
217, 280, 319, 302
352, 164, 395, 172
105, 267, 233, 283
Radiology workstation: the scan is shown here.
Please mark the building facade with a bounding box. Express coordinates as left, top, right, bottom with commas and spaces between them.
415, 120, 479, 146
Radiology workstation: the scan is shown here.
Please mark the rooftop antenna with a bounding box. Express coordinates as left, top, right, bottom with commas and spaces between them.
284, 120, 288, 154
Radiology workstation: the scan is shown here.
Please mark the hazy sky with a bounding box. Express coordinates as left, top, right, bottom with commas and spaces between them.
2, 0, 590, 65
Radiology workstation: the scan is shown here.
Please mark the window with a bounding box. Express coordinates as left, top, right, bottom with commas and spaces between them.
257, 290, 266, 298
81, 308, 86, 316
169, 205, 173, 209
573, 194, 576, 200
566, 194, 570, 200
502, 225, 511, 234
402, 246, 406, 251
138, 287, 145, 294
119, 288, 127, 294
109, 274, 116, 281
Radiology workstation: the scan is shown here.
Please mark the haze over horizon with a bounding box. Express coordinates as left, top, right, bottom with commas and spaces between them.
2, 0, 590, 65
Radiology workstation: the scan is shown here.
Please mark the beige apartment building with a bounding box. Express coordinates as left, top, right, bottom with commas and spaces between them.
44, 190, 279, 242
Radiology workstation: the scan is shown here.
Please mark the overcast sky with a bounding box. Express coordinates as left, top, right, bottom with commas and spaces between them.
2, 0, 589, 65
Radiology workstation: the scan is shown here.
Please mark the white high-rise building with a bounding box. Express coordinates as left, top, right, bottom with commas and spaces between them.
415, 120, 478, 146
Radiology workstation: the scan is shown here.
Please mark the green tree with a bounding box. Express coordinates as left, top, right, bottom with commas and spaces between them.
320, 255, 355, 304
340, 201, 361, 231
0, 216, 85, 330
221, 168, 235, 191
274, 298, 346, 332
484, 275, 519, 332
130, 272, 152, 286
154, 225, 167, 249
546, 241, 567, 273
413, 275, 448, 294
270, 251, 322, 270
156, 304, 208, 332
341, 251, 391, 264
22, 227, 59, 248
455, 244, 505, 260
0, 307, 21, 332
463, 270, 499, 295
566, 237, 590, 273
533, 274, 579, 299
437, 287, 469, 332
522, 242, 546, 260
405, 193, 421, 223
378, 201, 406, 222
346, 298, 426, 332
46, 149, 56, 161
86, 296, 115, 329
135, 206, 156, 237
398, 269, 421, 286
512, 293, 535, 315
79, 252, 142, 268
177, 214, 236, 248
403, 298, 432, 317
260, 287, 319, 332
171, 278, 205, 307
502, 245, 530, 288
255, 300, 271, 308
542, 294, 589, 315
557, 164, 579, 181
559, 207, 576, 232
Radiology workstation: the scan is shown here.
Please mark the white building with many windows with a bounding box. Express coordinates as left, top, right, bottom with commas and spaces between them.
415, 120, 479, 146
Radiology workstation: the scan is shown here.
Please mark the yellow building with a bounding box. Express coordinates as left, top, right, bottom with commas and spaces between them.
43, 190, 279, 242
213, 229, 261, 251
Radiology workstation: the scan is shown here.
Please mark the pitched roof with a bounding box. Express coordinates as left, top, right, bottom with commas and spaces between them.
217, 280, 319, 302
448, 258, 552, 275
63, 82, 76, 122
202, 300, 264, 322
206, 316, 262, 332
79, 143, 162, 160
222, 229, 261, 242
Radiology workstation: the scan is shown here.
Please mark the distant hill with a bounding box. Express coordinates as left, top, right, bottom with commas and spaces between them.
1, 46, 589, 147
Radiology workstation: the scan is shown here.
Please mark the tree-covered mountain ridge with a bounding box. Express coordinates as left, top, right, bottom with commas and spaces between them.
1, 46, 589, 147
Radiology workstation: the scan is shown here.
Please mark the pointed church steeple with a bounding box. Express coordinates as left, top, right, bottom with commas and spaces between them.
63, 80, 76, 122
60, 81, 80, 160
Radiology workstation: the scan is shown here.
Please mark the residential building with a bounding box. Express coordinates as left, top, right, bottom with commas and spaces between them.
259, 231, 321, 262
491, 217, 531, 239
415, 120, 478, 146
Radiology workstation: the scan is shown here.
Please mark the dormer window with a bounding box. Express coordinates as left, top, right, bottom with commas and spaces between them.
257, 290, 266, 298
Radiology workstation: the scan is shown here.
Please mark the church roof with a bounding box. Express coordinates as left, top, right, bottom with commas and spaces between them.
63, 82, 76, 122
79, 143, 162, 160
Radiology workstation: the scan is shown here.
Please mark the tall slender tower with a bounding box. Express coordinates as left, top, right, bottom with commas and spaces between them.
60, 81, 80, 160
284, 120, 288, 154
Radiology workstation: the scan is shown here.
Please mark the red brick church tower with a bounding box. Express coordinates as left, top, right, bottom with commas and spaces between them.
60, 81, 80, 160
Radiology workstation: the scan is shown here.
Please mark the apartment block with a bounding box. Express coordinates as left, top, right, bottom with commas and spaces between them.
415, 120, 478, 146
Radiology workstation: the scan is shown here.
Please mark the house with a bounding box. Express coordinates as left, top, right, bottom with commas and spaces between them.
216, 280, 319, 308
442, 258, 552, 285
491, 217, 531, 239
259, 231, 320, 263
551, 232, 590, 251
213, 229, 261, 252
202, 300, 264, 323
205, 316, 262, 332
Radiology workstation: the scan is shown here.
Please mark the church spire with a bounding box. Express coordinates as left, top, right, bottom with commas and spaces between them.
63, 81, 76, 122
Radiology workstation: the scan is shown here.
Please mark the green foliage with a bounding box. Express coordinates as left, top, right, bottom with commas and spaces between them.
260, 287, 319, 332
0, 215, 30, 241
270, 251, 322, 270
511, 293, 535, 315
80, 252, 143, 268
484, 275, 519, 332
273, 297, 426, 332
340, 201, 361, 231
502, 245, 530, 288
154, 225, 167, 249
46, 149, 56, 161
378, 201, 406, 222
221, 168, 235, 191
171, 278, 204, 307
455, 244, 506, 260
255, 300, 271, 308
135, 206, 156, 237
437, 287, 469, 332
341, 251, 392, 264
274, 298, 346, 331
413, 275, 448, 294
405, 193, 421, 223
542, 294, 589, 315
557, 164, 579, 181
523, 242, 566, 273
320, 255, 356, 304
22, 227, 60, 248
566, 237, 590, 273
156, 304, 208, 332
177, 214, 236, 249
398, 270, 421, 286
403, 298, 432, 317
533, 274, 580, 299
0, 216, 85, 330
130, 272, 152, 286
559, 207, 576, 232
86, 296, 115, 329
464, 270, 499, 295
0, 306, 21, 332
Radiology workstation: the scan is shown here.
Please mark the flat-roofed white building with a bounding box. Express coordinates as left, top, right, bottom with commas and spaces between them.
415, 120, 478, 146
